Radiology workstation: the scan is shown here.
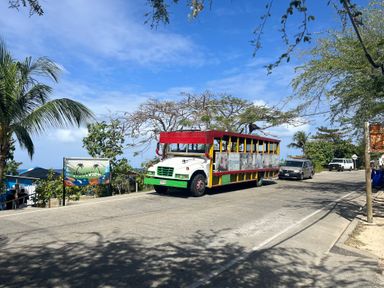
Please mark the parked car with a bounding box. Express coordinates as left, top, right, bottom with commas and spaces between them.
328, 158, 353, 171
278, 159, 314, 180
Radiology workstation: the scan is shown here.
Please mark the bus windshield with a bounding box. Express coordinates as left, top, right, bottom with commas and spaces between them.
168, 143, 207, 154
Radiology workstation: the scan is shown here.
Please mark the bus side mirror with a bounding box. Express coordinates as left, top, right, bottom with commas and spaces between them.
156, 143, 163, 157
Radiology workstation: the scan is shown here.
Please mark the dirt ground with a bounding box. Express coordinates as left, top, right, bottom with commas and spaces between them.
345, 191, 384, 272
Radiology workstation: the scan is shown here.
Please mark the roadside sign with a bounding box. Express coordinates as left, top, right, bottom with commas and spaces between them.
352, 154, 358, 160
369, 123, 384, 152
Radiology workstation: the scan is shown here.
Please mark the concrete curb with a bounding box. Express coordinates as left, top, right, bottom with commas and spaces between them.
331, 218, 379, 260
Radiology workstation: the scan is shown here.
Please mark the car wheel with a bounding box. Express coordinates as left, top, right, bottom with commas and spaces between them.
190, 174, 206, 197
299, 173, 304, 180
309, 171, 314, 179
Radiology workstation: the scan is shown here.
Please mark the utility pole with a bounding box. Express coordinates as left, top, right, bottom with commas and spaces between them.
364, 122, 373, 223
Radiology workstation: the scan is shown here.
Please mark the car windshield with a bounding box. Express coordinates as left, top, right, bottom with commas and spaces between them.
331, 159, 343, 163
284, 160, 303, 167
168, 143, 207, 154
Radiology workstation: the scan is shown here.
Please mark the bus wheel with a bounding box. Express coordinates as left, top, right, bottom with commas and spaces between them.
190, 174, 206, 197
154, 185, 167, 194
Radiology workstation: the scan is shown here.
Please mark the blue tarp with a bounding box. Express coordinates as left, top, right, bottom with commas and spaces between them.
371, 169, 384, 188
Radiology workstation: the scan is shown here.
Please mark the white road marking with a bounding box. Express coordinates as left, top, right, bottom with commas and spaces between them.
188, 191, 357, 288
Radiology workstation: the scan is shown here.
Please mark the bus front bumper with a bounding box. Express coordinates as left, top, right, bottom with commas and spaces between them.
144, 177, 188, 188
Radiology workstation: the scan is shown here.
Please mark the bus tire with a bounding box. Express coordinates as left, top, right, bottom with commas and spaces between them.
190, 174, 206, 197
256, 172, 264, 187
154, 185, 167, 194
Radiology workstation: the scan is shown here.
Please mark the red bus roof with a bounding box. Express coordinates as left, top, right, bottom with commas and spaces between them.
159, 130, 280, 144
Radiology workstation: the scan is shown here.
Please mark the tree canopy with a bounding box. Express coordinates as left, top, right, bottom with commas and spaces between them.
8, 0, 43, 15
122, 91, 302, 154
288, 131, 310, 154
82, 119, 126, 166
146, 0, 383, 73
292, 1, 384, 130
0, 40, 94, 186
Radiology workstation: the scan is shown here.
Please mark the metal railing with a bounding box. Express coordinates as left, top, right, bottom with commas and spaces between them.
0, 192, 35, 210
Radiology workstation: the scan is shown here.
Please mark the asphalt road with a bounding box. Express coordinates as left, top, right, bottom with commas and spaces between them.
0, 170, 380, 287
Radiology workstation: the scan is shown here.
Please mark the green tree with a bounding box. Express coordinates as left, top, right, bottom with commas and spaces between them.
33, 170, 62, 207
333, 140, 357, 158
112, 158, 136, 194
311, 126, 357, 158
304, 141, 335, 172
288, 131, 310, 154
0, 40, 94, 188
312, 126, 347, 143
2, 140, 22, 177
82, 121, 140, 194
292, 2, 384, 129
82, 119, 125, 166
33, 170, 82, 207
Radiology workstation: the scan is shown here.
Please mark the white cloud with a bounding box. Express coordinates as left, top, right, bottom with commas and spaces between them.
51, 80, 194, 119
0, 0, 206, 67
206, 73, 268, 98
205, 62, 295, 104
253, 99, 266, 106
268, 120, 310, 138
48, 128, 88, 143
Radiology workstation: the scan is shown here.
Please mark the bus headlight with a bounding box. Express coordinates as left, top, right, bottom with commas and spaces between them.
147, 171, 155, 176
175, 174, 189, 180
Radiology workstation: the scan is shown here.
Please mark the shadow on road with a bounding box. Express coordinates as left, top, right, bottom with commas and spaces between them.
0, 227, 374, 288
275, 178, 367, 221
205, 246, 376, 287
152, 180, 277, 199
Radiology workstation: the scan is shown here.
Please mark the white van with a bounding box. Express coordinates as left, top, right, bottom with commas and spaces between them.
328, 158, 354, 171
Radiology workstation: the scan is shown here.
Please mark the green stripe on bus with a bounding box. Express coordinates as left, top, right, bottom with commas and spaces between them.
144, 177, 188, 188
222, 174, 231, 184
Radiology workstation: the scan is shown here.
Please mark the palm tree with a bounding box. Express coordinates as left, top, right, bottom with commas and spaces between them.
288, 131, 310, 155
0, 40, 94, 186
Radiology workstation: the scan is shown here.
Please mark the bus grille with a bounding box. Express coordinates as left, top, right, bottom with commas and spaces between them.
157, 167, 174, 177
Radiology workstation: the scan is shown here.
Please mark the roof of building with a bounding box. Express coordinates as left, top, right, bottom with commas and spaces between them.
19, 167, 61, 179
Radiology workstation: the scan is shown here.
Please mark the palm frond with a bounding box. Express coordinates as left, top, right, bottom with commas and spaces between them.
17, 84, 52, 112
21, 98, 95, 134
27, 56, 60, 83
12, 124, 34, 158
0, 39, 94, 162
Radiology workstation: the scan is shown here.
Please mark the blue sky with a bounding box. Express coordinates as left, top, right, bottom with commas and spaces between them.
0, 0, 365, 169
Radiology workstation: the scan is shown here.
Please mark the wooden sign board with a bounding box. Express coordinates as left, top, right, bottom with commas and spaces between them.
369, 123, 384, 152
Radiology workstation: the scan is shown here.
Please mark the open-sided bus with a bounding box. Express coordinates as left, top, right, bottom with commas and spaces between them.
144, 130, 280, 196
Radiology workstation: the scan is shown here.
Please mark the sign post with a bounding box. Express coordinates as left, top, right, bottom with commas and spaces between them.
351, 154, 358, 170
62, 157, 66, 206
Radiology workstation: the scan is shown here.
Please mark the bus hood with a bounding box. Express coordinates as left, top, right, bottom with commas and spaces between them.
150, 156, 209, 176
